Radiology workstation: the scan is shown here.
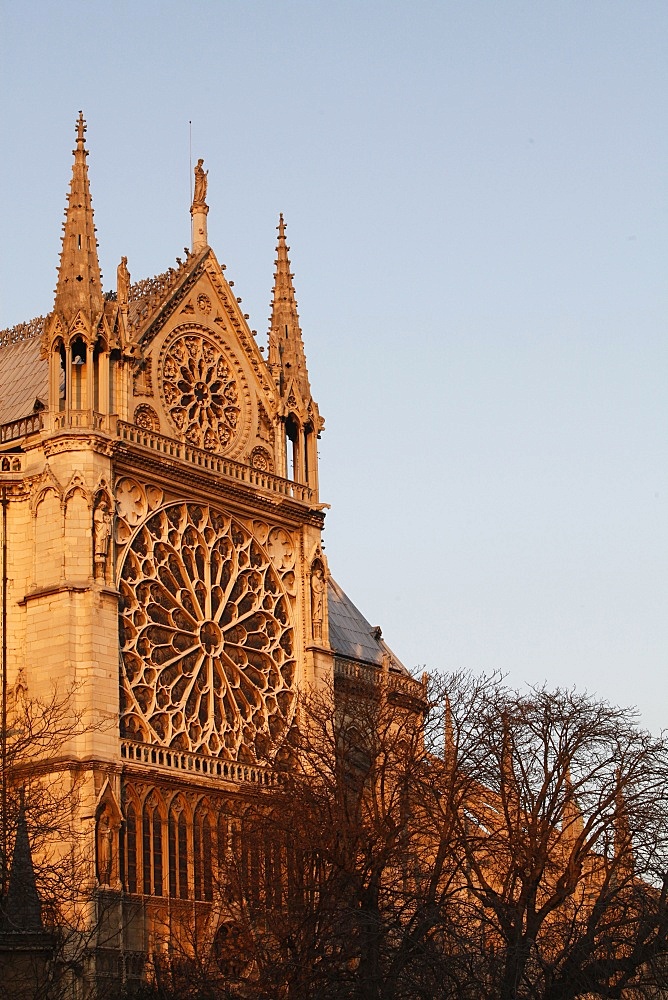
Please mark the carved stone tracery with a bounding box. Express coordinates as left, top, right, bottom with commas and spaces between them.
160, 331, 246, 453
119, 503, 295, 760
134, 404, 160, 432
250, 446, 273, 472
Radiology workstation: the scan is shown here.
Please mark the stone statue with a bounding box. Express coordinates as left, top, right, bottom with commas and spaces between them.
97, 806, 113, 886
311, 565, 325, 640
14, 666, 28, 711
93, 499, 112, 578
193, 158, 208, 207
117, 256, 130, 307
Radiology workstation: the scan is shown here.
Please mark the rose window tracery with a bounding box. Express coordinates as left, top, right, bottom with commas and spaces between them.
161, 333, 242, 452
119, 503, 295, 760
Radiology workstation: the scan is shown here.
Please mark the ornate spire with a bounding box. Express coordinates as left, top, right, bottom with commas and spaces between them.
444, 694, 455, 771
53, 112, 104, 325
613, 770, 634, 876
561, 767, 585, 844
268, 214, 311, 401
1, 794, 43, 933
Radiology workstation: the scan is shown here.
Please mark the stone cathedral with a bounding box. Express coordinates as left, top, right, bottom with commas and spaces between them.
0, 115, 420, 992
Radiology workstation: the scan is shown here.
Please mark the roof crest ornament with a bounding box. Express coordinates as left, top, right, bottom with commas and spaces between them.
76, 110, 86, 147
190, 157, 209, 253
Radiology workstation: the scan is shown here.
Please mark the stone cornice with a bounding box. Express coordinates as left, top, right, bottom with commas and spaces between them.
113, 441, 325, 529
19, 581, 120, 605
43, 433, 115, 458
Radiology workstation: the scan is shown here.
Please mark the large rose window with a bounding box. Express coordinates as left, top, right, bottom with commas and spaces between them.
161, 334, 242, 451
119, 503, 295, 760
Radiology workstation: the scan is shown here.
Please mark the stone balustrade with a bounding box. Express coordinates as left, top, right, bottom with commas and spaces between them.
120, 740, 279, 787
334, 657, 427, 702
118, 421, 314, 503
0, 412, 315, 505
0, 412, 42, 443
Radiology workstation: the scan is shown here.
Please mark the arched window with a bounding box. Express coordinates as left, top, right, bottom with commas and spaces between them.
125, 802, 138, 894
304, 424, 312, 484
285, 414, 299, 481
239, 819, 262, 906
214, 922, 251, 979
264, 831, 284, 910
142, 798, 164, 896
194, 807, 213, 902
56, 342, 66, 408
70, 337, 87, 410
168, 803, 189, 899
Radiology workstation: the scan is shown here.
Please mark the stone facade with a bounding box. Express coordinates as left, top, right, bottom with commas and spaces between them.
0, 115, 416, 995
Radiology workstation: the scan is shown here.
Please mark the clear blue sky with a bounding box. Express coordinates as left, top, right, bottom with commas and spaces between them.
1, 1, 666, 733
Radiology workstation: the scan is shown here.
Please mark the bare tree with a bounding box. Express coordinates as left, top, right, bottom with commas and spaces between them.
0, 682, 111, 999
107, 673, 668, 1000
211, 675, 458, 1000
430, 674, 668, 1000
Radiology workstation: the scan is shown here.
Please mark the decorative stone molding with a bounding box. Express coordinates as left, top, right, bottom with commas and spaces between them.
158, 325, 252, 459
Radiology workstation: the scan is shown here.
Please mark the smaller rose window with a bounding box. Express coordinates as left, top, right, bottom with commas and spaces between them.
161, 334, 242, 452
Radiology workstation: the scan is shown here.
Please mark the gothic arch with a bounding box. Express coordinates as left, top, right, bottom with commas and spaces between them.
141, 789, 167, 897
193, 798, 215, 901
33, 484, 63, 587
63, 472, 91, 508
95, 780, 122, 889
121, 785, 142, 894
133, 403, 160, 432
30, 465, 63, 516
63, 476, 91, 579
167, 793, 191, 900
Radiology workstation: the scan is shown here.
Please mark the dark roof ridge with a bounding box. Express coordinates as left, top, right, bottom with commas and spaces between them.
0, 316, 46, 351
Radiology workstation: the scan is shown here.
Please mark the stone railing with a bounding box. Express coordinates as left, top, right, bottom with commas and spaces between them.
120, 740, 280, 787
0, 412, 43, 443
334, 658, 427, 702
118, 421, 315, 503
50, 409, 107, 432
0, 411, 316, 507
0, 454, 24, 473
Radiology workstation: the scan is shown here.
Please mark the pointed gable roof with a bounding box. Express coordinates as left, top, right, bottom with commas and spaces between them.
126, 246, 208, 343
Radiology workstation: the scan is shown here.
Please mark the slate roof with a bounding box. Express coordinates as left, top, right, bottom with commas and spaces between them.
0, 255, 190, 427
327, 577, 408, 674
0, 319, 47, 425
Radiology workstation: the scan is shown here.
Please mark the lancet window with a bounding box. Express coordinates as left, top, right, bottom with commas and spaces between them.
125, 802, 138, 894
142, 797, 164, 896
122, 790, 298, 908
168, 801, 189, 900
284, 413, 317, 488
285, 414, 299, 482
194, 805, 214, 902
